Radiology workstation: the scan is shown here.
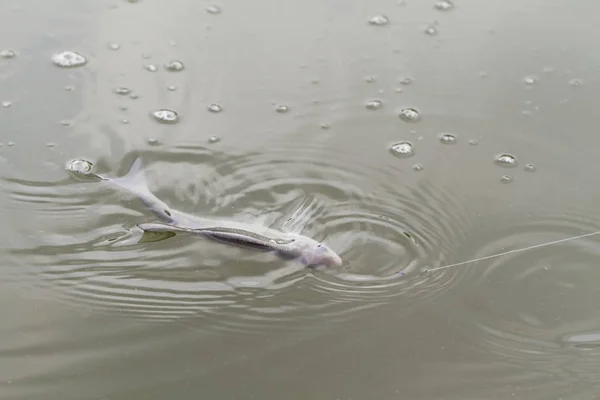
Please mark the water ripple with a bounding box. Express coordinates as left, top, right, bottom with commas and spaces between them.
439, 209, 600, 379
2, 141, 477, 333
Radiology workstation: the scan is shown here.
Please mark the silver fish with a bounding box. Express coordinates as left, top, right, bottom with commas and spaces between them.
79, 157, 342, 267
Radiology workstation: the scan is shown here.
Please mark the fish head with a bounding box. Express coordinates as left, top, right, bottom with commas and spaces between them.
291, 235, 342, 267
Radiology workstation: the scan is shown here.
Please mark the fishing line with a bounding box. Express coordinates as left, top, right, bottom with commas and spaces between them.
423, 229, 600, 273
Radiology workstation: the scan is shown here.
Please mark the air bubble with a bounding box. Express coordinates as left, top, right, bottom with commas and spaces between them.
365, 100, 383, 110
114, 87, 132, 95
495, 153, 518, 167
434, 0, 454, 11
569, 79, 583, 86
523, 76, 537, 85
206, 5, 222, 14
439, 133, 457, 144
66, 159, 93, 175
144, 64, 158, 72
208, 104, 222, 113
275, 105, 289, 113
0, 49, 16, 59
208, 136, 221, 144
501, 175, 513, 184
468, 139, 478, 145
52, 51, 87, 68
424, 24, 438, 35
165, 60, 184, 72
390, 142, 414, 157
398, 108, 420, 122
524, 163, 536, 172
368, 15, 389, 26
365, 75, 377, 83
147, 138, 160, 146
151, 109, 179, 124
167, 85, 177, 91
108, 43, 121, 50
413, 163, 424, 171
399, 77, 413, 85
2, 101, 12, 108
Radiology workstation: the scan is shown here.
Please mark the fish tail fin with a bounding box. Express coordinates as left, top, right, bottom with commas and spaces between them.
111, 157, 147, 191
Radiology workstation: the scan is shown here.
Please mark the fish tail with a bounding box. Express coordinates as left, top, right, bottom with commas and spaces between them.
109, 157, 174, 222
111, 157, 147, 191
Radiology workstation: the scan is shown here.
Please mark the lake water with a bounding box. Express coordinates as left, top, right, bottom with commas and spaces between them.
2, 0, 600, 399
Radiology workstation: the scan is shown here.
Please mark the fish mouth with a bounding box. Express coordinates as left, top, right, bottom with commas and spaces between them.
330, 254, 343, 267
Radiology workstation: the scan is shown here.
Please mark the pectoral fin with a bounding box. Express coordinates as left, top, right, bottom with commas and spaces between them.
137, 222, 191, 244
138, 230, 177, 243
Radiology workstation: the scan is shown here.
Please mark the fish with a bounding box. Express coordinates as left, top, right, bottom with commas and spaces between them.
79, 157, 343, 267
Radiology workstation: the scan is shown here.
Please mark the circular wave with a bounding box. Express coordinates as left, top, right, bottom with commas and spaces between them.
437, 209, 600, 379
2, 139, 479, 333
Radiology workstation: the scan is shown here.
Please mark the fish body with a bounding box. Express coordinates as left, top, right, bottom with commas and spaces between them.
81, 157, 342, 267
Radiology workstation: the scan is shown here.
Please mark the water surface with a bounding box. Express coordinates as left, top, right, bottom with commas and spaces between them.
1, 0, 600, 399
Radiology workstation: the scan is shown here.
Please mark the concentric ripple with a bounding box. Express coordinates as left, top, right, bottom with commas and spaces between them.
2, 141, 477, 333
439, 209, 600, 379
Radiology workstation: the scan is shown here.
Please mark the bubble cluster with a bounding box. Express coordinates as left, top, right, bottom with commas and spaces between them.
398, 108, 420, 122
52, 51, 87, 68
390, 142, 414, 157
495, 153, 518, 168
368, 15, 389, 26
151, 109, 180, 124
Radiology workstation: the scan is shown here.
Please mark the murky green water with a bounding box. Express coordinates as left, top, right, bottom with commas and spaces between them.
2, 0, 600, 398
